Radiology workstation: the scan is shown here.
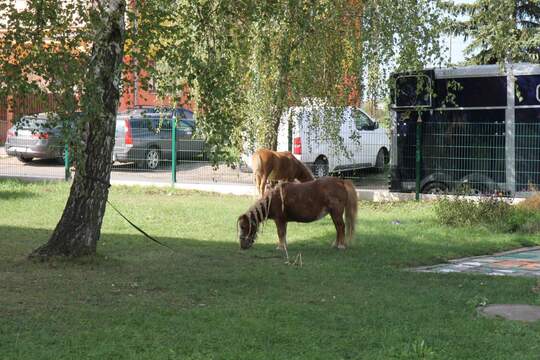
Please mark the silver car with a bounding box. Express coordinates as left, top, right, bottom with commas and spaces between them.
5, 113, 66, 163
113, 108, 206, 169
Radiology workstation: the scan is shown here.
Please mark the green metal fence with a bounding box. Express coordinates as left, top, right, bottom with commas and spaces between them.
393, 119, 540, 198
422, 122, 507, 195
3, 109, 536, 196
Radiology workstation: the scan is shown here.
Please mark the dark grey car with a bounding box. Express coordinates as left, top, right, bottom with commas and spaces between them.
5, 113, 66, 163
113, 109, 205, 169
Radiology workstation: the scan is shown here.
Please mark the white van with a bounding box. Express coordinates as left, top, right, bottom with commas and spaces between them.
276, 106, 390, 177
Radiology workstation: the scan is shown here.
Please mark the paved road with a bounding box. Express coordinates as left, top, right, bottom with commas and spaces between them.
0, 147, 389, 189
0, 155, 252, 184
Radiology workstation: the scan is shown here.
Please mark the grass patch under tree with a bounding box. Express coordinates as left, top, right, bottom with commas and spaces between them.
1, 179, 540, 359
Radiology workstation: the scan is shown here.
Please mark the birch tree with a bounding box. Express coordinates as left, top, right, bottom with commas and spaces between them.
0, 0, 126, 257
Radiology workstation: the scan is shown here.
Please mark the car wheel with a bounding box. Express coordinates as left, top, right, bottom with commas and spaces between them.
461, 185, 484, 196
422, 182, 448, 195
17, 155, 33, 163
375, 148, 388, 173
144, 147, 161, 170
313, 157, 329, 178
456, 182, 488, 196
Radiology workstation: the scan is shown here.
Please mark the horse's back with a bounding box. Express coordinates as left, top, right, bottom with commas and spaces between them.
253, 149, 298, 176
274, 177, 350, 222
282, 176, 349, 203
254, 148, 296, 159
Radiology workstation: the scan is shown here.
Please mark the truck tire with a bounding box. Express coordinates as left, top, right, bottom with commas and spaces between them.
422, 182, 448, 195
375, 148, 388, 173
313, 157, 329, 178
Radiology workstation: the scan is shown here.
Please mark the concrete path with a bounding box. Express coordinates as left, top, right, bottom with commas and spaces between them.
415, 247, 540, 277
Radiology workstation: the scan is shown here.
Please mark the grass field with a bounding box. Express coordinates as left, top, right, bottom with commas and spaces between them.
1, 180, 540, 359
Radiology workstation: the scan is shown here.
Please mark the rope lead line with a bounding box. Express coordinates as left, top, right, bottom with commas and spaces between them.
107, 200, 175, 252
82, 174, 174, 252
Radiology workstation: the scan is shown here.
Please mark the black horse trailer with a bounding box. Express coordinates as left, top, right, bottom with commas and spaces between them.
390, 63, 540, 196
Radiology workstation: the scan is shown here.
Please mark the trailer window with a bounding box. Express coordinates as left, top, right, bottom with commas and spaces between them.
515, 75, 540, 106
394, 75, 432, 108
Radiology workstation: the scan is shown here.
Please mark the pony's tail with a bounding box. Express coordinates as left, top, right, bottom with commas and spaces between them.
343, 180, 358, 246
252, 151, 262, 176
252, 152, 263, 195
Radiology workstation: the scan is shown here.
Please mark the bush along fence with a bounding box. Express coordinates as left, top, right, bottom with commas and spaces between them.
389, 63, 540, 199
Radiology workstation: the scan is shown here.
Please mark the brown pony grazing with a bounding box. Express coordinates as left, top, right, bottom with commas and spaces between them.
237, 177, 357, 251
252, 149, 315, 197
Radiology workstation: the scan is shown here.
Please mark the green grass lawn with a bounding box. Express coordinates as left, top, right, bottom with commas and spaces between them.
1, 180, 539, 360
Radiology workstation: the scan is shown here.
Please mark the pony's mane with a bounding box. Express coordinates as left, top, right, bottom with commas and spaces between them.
240, 184, 288, 238
242, 193, 272, 236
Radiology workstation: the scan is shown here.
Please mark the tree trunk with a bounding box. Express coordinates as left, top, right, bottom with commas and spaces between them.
269, 53, 291, 151
30, 0, 126, 259
269, 106, 283, 151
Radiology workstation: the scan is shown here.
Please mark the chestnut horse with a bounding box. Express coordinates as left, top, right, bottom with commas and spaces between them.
252, 149, 314, 197
237, 177, 358, 250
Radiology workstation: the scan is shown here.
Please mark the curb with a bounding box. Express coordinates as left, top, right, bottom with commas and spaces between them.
0, 175, 528, 203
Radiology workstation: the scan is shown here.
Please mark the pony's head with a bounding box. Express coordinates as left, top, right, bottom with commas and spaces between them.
237, 214, 258, 249
237, 194, 273, 249
296, 159, 315, 182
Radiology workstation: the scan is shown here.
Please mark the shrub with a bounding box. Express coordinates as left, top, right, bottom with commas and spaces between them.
518, 192, 540, 212
434, 196, 512, 229
434, 195, 540, 233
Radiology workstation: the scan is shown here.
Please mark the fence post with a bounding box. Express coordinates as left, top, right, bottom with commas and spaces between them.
64, 143, 71, 181
415, 114, 422, 201
505, 65, 516, 194
171, 115, 177, 185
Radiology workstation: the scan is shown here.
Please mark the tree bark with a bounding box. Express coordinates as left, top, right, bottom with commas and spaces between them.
30, 0, 126, 259
269, 51, 291, 151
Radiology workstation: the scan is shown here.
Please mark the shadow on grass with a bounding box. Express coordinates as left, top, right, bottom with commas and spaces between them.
2, 218, 533, 273
0, 188, 39, 201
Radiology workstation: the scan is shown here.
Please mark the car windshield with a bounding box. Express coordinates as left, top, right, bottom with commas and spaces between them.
351, 109, 374, 130
179, 120, 194, 130
177, 109, 193, 120
120, 107, 194, 120
16, 116, 52, 130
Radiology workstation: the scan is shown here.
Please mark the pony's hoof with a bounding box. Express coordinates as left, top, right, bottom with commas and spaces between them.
276, 244, 286, 250
337, 244, 346, 250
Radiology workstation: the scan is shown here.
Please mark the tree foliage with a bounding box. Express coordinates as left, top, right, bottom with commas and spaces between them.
0, 0, 92, 143
130, 0, 446, 156
442, 0, 540, 64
